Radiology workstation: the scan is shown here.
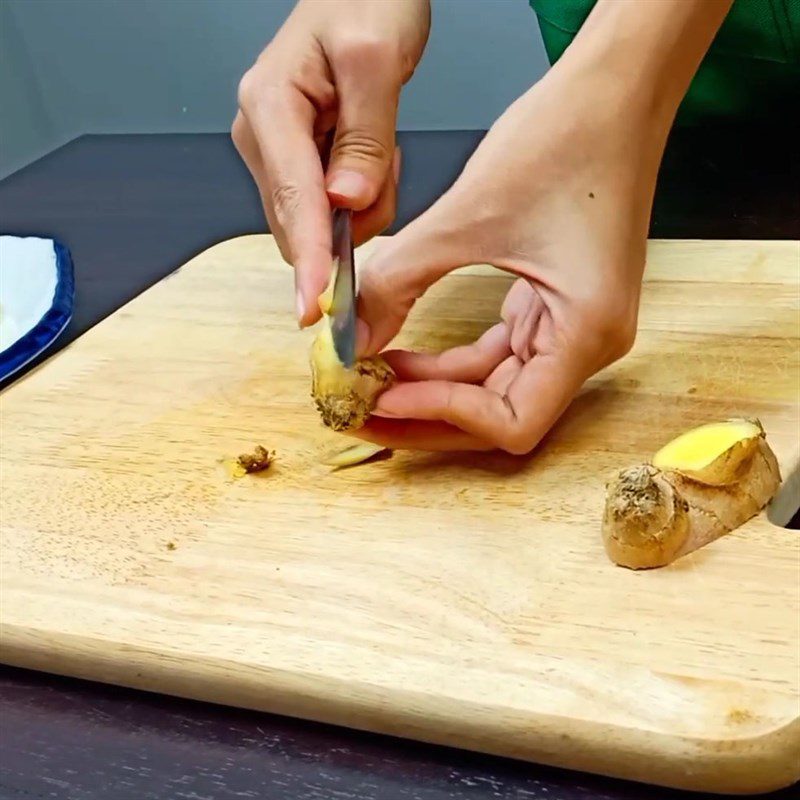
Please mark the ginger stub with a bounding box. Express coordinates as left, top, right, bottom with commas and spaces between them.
603, 419, 781, 569
309, 289, 394, 433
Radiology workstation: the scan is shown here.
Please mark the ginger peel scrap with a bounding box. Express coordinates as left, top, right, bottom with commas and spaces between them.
237, 445, 274, 473
321, 441, 390, 469
221, 445, 274, 478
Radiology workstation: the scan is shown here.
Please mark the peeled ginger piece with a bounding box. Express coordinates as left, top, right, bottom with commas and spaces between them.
309, 277, 394, 432
652, 418, 763, 485
310, 323, 394, 432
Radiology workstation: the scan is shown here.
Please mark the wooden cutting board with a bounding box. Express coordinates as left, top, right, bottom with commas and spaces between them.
1, 236, 798, 794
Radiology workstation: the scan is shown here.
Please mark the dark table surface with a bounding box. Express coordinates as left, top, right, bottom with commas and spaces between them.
0, 129, 798, 800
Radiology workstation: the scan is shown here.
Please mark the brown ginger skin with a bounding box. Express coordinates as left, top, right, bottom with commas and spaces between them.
312, 356, 395, 432
603, 465, 690, 569
309, 326, 395, 432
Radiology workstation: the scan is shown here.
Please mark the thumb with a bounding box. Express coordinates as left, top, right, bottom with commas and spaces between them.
357, 199, 473, 357
326, 64, 399, 211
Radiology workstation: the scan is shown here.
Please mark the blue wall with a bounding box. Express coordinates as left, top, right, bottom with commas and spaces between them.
1, 0, 548, 177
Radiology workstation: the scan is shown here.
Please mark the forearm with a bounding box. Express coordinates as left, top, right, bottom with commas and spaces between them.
553, 0, 733, 136
528, 0, 733, 192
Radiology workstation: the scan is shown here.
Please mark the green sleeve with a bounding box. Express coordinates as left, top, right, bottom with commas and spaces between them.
529, 0, 800, 125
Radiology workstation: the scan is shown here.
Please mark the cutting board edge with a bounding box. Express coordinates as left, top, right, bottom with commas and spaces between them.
2, 622, 798, 795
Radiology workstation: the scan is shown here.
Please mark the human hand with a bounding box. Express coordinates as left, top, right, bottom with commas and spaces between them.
232, 0, 430, 325
353, 63, 670, 454
350, 0, 733, 454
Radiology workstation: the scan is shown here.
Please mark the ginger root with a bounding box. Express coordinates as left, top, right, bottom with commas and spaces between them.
309, 284, 394, 432
602, 419, 781, 569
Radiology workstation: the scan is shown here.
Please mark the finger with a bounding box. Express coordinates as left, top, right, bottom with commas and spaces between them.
242, 90, 331, 327
351, 146, 401, 244
374, 352, 583, 454
232, 112, 290, 256
373, 380, 516, 445
351, 417, 493, 452
499, 280, 546, 362
313, 106, 338, 139
325, 49, 399, 210
502, 351, 584, 452
314, 127, 335, 172
352, 149, 398, 246
500, 278, 536, 326
484, 353, 524, 396
380, 323, 511, 382
233, 115, 313, 318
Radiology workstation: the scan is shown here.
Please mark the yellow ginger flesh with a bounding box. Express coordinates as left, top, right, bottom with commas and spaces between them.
309, 280, 394, 432
652, 419, 762, 474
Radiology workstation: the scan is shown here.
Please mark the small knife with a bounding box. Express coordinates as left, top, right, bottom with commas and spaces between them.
329, 208, 357, 368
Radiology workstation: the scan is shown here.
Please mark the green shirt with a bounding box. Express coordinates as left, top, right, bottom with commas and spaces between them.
530, 0, 800, 124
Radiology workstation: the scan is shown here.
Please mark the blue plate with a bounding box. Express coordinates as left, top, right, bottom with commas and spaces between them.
0, 235, 75, 382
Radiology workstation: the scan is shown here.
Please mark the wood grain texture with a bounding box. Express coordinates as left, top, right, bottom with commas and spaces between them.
1, 236, 798, 795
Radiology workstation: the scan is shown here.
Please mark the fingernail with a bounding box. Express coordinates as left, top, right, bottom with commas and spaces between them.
372, 407, 403, 419
327, 170, 370, 203
296, 292, 306, 328
374, 395, 403, 418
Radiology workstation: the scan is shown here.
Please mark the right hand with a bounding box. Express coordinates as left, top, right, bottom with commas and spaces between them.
233, 0, 430, 326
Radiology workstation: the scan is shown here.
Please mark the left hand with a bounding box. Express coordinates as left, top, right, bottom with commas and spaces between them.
352, 62, 668, 454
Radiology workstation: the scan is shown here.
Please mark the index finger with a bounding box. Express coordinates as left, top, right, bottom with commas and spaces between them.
373, 352, 584, 454
352, 417, 493, 452
242, 88, 332, 326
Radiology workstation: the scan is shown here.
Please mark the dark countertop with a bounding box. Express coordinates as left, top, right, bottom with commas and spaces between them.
0, 129, 798, 800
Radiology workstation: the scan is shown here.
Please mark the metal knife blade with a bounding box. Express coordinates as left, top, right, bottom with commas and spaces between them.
329, 208, 357, 368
